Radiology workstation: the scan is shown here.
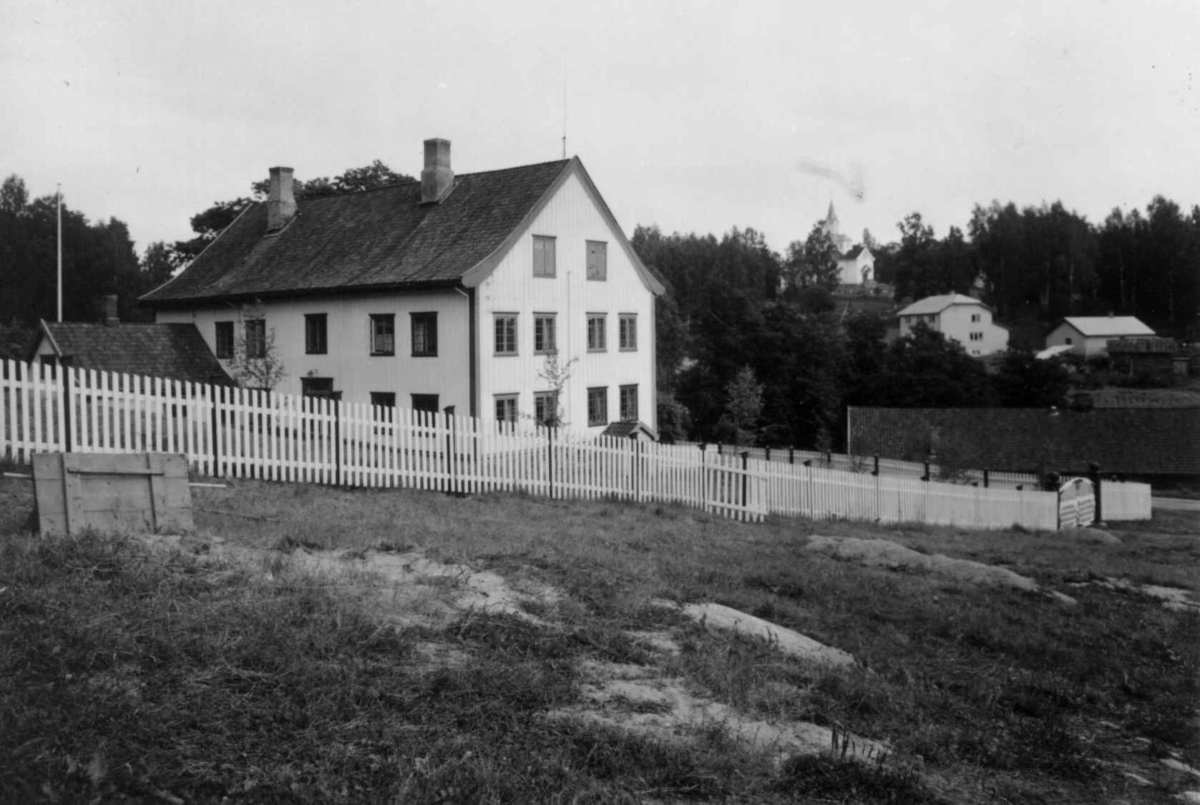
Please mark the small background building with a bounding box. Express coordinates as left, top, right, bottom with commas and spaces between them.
819, 203, 875, 286
1044, 316, 1155, 357
29, 296, 232, 385
897, 294, 1009, 356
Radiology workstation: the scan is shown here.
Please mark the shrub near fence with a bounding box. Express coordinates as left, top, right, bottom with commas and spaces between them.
1, 359, 1077, 528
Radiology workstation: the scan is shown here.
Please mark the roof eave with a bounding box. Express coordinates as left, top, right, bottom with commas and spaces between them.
139, 202, 257, 304
141, 278, 464, 309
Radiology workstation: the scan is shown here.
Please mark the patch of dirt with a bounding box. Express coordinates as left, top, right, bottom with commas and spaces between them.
1069, 577, 1200, 613
806, 535, 1077, 605
549, 660, 889, 764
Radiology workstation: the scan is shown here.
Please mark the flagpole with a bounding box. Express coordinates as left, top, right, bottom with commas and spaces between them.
56, 184, 63, 322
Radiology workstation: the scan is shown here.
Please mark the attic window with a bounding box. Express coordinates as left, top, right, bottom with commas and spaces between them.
587, 241, 607, 281
533, 236, 556, 278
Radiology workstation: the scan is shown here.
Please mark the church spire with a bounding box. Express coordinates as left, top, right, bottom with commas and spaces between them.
826, 200, 838, 224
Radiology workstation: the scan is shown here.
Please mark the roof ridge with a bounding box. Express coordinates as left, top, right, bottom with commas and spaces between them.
288, 159, 573, 204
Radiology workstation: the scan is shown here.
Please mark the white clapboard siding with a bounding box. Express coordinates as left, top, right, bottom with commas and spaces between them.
1, 359, 1098, 528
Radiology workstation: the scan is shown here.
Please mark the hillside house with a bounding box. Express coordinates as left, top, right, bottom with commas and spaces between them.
141, 139, 664, 432
897, 294, 1009, 356
29, 295, 232, 385
1044, 316, 1155, 357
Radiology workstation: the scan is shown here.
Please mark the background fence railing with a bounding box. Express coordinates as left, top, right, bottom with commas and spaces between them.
675, 441, 1040, 489
2, 360, 1149, 527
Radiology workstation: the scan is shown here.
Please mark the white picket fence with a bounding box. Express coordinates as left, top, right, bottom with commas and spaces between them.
1101, 480, 1153, 521
2, 359, 1126, 529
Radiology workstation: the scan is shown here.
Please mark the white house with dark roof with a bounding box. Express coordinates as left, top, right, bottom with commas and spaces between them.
142, 139, 665, 432
1044, 315, 1155, 357
897, 293, 1009, 356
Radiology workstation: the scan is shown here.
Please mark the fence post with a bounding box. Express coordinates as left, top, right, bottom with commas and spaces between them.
211, 385, 222, 477
764, 446, 771, 463
740, 451, 749, 513
334, 398, 342, 487
630, 433, 639, 501
61, 364, 73, 452
983, 468, 990, 488
922, 461, 930, 482
1089, 462, 1102, 523
789, 447, 794, 465
699, 443, 707, 513
547, 425, 555, 499
444, 407, 455, 494
825, 450, 832, 467
872, 455, 879, 476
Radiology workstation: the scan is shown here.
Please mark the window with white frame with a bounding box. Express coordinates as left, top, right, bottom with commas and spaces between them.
587, 314, 606, 352
245, 319, 266, 359
534, 391, 558, 426
370, 314, 395, 355
494, 394, 518, 424
534, 313, 557, 354
494, 314, 518, 355
619, 314, 637, 351
619, 384, 638, 421
587, 386, 607, 426
411, 312, 437, 357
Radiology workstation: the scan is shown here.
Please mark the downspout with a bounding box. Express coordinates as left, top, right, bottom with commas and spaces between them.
455, 286, 477, 417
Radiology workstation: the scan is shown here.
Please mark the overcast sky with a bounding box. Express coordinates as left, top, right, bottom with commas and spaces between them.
4, 0, 1199, 259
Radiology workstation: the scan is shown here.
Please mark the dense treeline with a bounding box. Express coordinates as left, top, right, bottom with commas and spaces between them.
0, 175, 173, 358
637, 194, 1199, 447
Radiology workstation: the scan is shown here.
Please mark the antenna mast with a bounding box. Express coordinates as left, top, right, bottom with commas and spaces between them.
561, 79, 567, 158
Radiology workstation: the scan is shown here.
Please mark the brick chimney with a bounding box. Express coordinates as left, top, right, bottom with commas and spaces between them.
103, 294, 119, 326
420, 138, 453, 203
267, 166, 296, 232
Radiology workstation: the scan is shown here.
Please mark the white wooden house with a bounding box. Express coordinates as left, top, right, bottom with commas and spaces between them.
1044, 316, 1155, 357
141, 139, 665, 432
897, 294, 1009, 356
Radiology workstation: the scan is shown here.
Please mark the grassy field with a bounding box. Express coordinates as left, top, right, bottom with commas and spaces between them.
1, 474, 1197, 803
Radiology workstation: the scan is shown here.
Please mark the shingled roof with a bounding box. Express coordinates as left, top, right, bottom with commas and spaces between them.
898, 294, 988, 317
141, 157, 662, 307
33, 322, 233, 385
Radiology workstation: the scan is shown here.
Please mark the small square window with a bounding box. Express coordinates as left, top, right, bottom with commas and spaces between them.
533, 235, 556, 278
587, 386, 607, 426
586, 241, 607, 281
305, 314, 327, 355
244, 319, 266, 359
411, 312, 437, 357
215, 321, 234, 359
494, 394, 518, 423
411, 394, 440, 414
587, 314, 607, 352
620, 384, 638, 421
619, 314, 637, 351
534, 391, 559, 426
534, 313, 557, 354
370, 314, 395, 355
494, 314, 518, 355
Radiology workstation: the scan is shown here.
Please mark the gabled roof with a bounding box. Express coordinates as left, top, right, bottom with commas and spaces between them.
142, 157, 663, 307
840, 245, 872, 260
898, 293, 988, 317
32, 321, 233, 385
1058, 316, 1155, 338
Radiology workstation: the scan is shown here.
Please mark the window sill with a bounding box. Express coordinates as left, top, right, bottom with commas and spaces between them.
494, 352, 518, 358
588, 348, 607, 354
369, 352, 395, 357
533, 274, 557, 279
411, 353, 438, 358
619, 347, 638, 353
586, 277, 607, 282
